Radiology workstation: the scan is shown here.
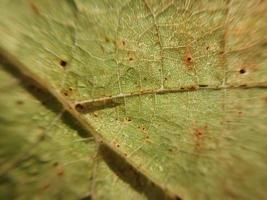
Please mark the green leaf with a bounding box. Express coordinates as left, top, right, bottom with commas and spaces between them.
1, 0, 267, 199
0, 65, 149, 200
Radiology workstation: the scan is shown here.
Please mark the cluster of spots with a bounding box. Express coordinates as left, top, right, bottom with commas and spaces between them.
41, 162, 65, 191
53, 162, 65, 177
61, 87, 73, 97
137, 124, 149, 139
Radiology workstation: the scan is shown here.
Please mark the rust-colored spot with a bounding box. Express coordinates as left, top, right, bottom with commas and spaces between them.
185, 85, 197, 91
42, 183, 50, 190
60, 60, 67, 67
57, 167, 64, 176
28, 0, 40, 15
116, 144, 120, 148
183, 48, 193, 67
194, 125, 208, 151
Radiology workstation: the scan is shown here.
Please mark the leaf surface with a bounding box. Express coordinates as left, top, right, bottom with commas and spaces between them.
0, 0, 267, 199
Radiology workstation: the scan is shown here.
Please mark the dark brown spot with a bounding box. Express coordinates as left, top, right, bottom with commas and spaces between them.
116, 144, 120, 148
57, 168, 64, 176
239, 69, 246, 74
75, 103, 84, 112
174, 196, 182, 200
125, 117, 132, 122
52, 162, 59, 167
198, 84, 208, 88
206, 46, 210, 50
16, 100, 24, 105
129, 57, 133, 61
60, 60, 67, 67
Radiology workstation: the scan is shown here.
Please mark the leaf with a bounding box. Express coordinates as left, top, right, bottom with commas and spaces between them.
1, 0, 267, 199
0, 65, 149, 200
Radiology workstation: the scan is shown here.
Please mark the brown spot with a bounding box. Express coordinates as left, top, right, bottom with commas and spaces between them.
57, 168, 64, 176
198, 84, 208, 87
104, 37, 110, 42
62, 91, 68, 96
237, 111, 243, 117
116, 144, 120, 148
239, 69, 246, 74
117, 39, 126, 49
16, 100, 24, 105
194, 125, 208, 151
127, 51, 136, 62
61, 88, 73, 97
28, 0, 40, 15
185, 85, 197, 91
42, 183, 50, 190
174, 196, 182, 200
75, 103, 85, 112
206, 46, 210, 50
183, 48, 193, 67
60, 60, 67, 67
125, 117, 132, 122
52, 162, 59, 167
